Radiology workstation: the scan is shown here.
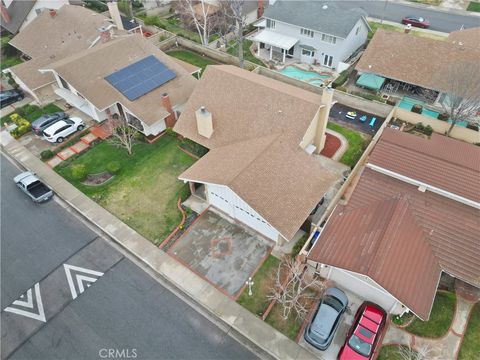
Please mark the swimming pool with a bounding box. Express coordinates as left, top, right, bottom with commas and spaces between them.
398, 96, 468, 127
279, 66, 330, 87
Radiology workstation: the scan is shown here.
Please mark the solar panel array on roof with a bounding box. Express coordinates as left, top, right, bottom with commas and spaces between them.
104, 55, 176, 101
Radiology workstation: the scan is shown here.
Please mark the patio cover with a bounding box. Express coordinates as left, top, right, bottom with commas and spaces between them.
356, 73, 386, 91
253, 30, 298, 50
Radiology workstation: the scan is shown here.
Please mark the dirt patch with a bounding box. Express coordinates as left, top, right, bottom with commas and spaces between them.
82, 172, 113, 186
320, 133, 341, 158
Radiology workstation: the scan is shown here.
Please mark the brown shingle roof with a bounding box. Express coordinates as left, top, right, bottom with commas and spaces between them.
175, 65, 338, 240
308, 130, 480, 319
368, 128, 480, 203
448, 27, 480, 49
180, 135, 337, 240
8, 5, 116, 90
356, 29, 480, 92
44, 34, 197, 126
309, 193, 441, 320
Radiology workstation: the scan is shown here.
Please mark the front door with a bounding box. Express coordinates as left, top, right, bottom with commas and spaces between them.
323, 54, 333, 67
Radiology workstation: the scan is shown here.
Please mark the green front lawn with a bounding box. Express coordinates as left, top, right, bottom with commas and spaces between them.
227, 39, 266, 67
458, 302, 480, 359
405, 292, 456, 337
265, 302, 304, 340
237, 255, 280, 317
1, 103, 63, 125
327, 122, 366, 168
467, 1, 480, 12
167, 49, 216, 75
55, 135, 196, 245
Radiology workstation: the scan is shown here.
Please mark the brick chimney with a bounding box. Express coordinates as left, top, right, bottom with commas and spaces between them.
162, 93, 176, 128
0, 2, 11, 24
107, 1, 124, 31
49, 9, 57, 17
257, 0, 264, 18
99, 26, 111, 43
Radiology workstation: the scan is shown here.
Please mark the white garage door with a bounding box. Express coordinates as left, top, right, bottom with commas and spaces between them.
207, 184, 279, 242
329, 268, 399, 312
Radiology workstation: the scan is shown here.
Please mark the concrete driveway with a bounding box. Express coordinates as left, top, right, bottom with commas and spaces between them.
299, 287, 364, 359
169, 210, 273, 297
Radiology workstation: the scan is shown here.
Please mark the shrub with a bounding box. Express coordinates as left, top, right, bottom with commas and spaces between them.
438, 112, 449, 121
71, 164, 87, 181
466, 123, 479, 131
180, 138, 208, 157
106, 161, 121, 174
332, 70, 349, 88
40, 150, 55, 161
351, 91, 386, 103
415, 122, 425, 131
9, 114, 31, 138
143, 16, 161, 27
411, 104, 423, 114
386, 98, 397, 106
424, 125, 433, 136
335, 86, 347, 93
134, 131, 147, 142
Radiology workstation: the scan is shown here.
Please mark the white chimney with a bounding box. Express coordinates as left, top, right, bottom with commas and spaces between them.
195, 106, 213, 139
107, 1, 124, 31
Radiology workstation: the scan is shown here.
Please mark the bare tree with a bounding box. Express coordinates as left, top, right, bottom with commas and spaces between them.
268, 257, 326, 321
397, 344, 432, 360
436, 62, 480, 136
223, 0, 247, 68
176, 0, 224, 46
105, 117, 137, 156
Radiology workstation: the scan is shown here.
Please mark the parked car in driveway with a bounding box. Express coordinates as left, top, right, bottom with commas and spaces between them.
0, 89, 24, 109
43, 117, 85, 143
14, 171, 53, 203
31, 112, 68, 136
338, 302, 387, 360
304, 287, 349, 351
401, 16, 430, 28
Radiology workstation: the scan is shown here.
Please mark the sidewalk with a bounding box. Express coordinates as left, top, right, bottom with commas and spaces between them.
382, 292, 477, 359
1, 131, 319, 360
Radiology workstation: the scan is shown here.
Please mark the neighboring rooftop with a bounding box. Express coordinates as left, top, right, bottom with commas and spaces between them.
44, 34, 197, 126
356, 29, 480, 92
0, 0, 35, 34
7, 4, 118, 90
175, 65, 337, 241
308, 129, 480, 320
263, 1, 367, 38
121, 15, 139, 31
447, 27, 480, 49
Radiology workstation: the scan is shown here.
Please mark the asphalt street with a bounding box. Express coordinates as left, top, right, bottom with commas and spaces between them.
327, 0, 480, 32
1, 155, 258, 360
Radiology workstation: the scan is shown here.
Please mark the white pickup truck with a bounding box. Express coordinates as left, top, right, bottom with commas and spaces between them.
14, 171, 53, 203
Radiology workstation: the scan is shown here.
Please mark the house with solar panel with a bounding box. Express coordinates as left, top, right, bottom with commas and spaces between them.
39, 34, 197, 138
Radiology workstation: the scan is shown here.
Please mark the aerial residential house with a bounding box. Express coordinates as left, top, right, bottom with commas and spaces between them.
307, 128, 480, 320
355, 29, 480, 105
4, 4, 126, 104
0, 0, 68, 34
39, 34, 197, 138
174, 65, 342, 244
253, 0, 370, 68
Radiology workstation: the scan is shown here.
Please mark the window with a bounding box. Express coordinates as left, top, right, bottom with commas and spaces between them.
58, 75, 70, 90
301, 49, 315, 57
321, 34, 336, 44
356, 27, 360, 35
300, 28, 314, 38
266, 19, 275, 29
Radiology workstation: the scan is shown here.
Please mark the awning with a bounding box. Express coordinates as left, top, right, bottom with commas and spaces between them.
54, 87, 94, 118
254, 19, 266, 28
299, 44, 316, 51
356, 73, 386, 91
253, 30, 298, 50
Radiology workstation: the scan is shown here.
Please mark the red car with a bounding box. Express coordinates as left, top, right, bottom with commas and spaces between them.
338, 302, 387, 360
401, 16, 430, 28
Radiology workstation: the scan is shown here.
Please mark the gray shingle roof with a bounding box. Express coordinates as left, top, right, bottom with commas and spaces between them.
264, 1, 367, 38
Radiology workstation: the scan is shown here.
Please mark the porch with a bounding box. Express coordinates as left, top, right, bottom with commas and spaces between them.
252, 29, 298, 64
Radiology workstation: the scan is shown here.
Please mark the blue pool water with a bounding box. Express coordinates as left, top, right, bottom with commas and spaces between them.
398, 96, 468, 127
279, 66, 330, 87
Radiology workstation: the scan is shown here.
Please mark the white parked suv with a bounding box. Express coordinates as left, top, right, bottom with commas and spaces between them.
43, 117, 85, 143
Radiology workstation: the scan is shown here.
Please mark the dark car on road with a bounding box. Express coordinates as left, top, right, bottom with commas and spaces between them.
304, 287, 349, 351
401, 16, 430, 28
31, 112, 68, 136
338, 302, 387, 360
0, 89, 24, 109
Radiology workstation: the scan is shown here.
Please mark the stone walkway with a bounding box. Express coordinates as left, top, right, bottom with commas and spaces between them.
383, 293, 478, 359
47, 132, 99, 168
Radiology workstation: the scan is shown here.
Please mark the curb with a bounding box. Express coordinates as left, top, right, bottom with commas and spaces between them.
1, 133, 319, 360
